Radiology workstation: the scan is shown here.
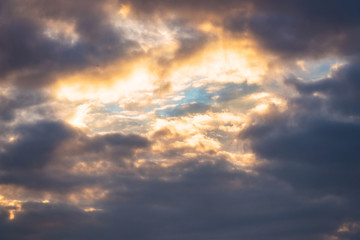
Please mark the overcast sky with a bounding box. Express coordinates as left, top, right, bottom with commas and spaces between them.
0, 1, 360, 239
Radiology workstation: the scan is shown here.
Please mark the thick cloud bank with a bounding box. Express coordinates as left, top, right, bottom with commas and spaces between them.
0, 1, 359, 240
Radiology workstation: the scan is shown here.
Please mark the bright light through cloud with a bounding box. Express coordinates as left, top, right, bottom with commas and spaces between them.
0, 1, 359, 240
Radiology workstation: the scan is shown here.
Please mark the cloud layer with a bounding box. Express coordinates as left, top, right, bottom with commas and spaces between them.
0, 1, 359, 240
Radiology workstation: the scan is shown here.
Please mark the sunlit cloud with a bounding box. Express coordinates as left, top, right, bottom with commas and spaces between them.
0, 1, 359, 239
43, 19, 79, 45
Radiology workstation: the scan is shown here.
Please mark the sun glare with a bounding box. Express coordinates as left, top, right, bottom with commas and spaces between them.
56, 65, 155, 103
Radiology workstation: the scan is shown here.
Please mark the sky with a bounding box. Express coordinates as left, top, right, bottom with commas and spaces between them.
0, 1, 360, 239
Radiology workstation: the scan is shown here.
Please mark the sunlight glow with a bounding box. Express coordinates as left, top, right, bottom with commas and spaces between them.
0, 195, 22, 220
56, 65, 155, 103
69, 104, 90, 128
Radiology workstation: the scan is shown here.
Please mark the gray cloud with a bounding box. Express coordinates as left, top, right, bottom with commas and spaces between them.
0, 120, 150, 192
0, 114, 354, 239
0, 160, 351, 240
287, 61, 360, 117
226, 0, 360, 59
0, 0, 136, 87
125, 0, 360, 60
0, 89, 47, 122
159, 102, 211, 117
0, 121, 75, 170
240, 61, 360, 239
1, 1, 360, 239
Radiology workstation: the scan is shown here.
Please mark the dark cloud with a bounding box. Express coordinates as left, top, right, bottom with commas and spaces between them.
287, 61, 360, 117
158, 102, 211, 117
170, 21, 211, 60
1, 0, 359, 87
125, 0, 360, 59
0, 121, 75, 170
0, 89, 47, 122
76, 132, 151, 167
86, 133, 149, 151
242, 114, 360, 198
215, 82, 260, 103
95, 160, 344, 240
0, 120, 149, 191
227, 0, 360, 59
155, 20, 213, 79
1, 202, 98, 240
0, 0, 135, 87
0, 121, 90, 192
1, 1, 360, 239
0, 114, 354, 239
0, 160, 352, 240
240, 61, 360, 238
123, 0, 247, 19
0, 117, 357, 239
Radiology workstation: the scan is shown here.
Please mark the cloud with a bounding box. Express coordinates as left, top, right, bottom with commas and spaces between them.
124, 0, 360, 60
0, 89, 47, 122
0, 160, 350, 240
0, 120, 150, 192
123, 0, 248, 20
158, 102, 211, 117
1, 1, 360, 239
226, 0, 360, 59
0, 121, 75, 170
0, 0, 135, 87
240, 61, 360, 239
287, 61, 360, 116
